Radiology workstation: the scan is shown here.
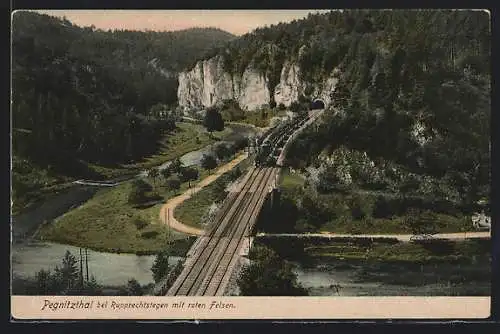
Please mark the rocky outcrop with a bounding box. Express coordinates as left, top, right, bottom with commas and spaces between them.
177, 57, 340, 111
273, 62, 302, 107
177, 56, 269, 111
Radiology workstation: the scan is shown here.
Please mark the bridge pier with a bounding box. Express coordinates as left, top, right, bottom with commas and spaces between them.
269, 187, 280, 210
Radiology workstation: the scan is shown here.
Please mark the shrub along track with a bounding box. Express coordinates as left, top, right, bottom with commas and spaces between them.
166, 167, 278, 296
158, 152, 248, 236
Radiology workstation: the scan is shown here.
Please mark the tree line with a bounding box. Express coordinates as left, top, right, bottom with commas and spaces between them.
12, 11, 234, 175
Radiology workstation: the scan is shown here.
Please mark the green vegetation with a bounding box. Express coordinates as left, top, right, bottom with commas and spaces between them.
195, 10, 490, 238
36, 141, 247, 253
201, 154, 218, 172
203, 107, 225, 135
13, 121, 230, 215
11, 156, 74, 215
283, 12, 490, 211
151, 250, 172, 283
37, 172, 206, 254
12, 11, 233, 213
257, 178, 476, 234
13, 250, 102, 295
11, 247, 194, 296
216, 99, 288, 128
39, 182, 173, 254
257, 237, 490, 265
237, 244, 308, 296
174, 157, 251, 229
304, 239, 491, 264
84, 122, 231, 179
279, 169, 305, 191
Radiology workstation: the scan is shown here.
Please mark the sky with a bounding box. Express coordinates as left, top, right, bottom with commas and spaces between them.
33, 10, 332, 36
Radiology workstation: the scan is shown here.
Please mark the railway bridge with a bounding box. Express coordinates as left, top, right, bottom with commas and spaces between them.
164, 110, 323, 296
165, 166, 279, 296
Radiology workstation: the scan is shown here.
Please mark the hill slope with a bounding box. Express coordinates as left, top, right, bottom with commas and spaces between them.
180, 10, 490, 210
11, 11, 235, 213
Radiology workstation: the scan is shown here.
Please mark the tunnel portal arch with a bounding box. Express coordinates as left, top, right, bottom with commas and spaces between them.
311, 99, 326, 110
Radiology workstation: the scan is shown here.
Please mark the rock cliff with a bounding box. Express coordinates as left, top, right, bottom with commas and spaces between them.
177, 57, 340, 111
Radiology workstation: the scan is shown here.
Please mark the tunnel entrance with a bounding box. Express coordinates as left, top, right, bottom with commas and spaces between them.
311, 99, 325, 110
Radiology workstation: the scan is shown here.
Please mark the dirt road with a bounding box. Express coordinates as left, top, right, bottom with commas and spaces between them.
158, 153, 248, 236
255, 231, 491, 241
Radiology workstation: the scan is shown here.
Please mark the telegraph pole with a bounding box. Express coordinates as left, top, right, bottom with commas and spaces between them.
85, 248, 89, 282
166, 208, 171, 242
247, 225, 251, 253
79, 248, 84, 288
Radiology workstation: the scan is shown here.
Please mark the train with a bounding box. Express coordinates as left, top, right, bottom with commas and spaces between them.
254, 112, 310, 167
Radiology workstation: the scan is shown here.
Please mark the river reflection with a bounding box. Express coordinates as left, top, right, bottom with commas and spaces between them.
11, 123, 256, 288
12, 241, 182, 286
293, 260, 491, 296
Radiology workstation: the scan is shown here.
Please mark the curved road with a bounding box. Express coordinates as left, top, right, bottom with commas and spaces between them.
158, 153, 248, 235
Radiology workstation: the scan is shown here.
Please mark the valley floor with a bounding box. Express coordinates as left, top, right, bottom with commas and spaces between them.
160, 152, 248, 236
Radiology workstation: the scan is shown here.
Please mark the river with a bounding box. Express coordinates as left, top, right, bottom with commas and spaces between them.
11, 123, 258, 289
11, 241, 184, 287
293, 259, 491, 296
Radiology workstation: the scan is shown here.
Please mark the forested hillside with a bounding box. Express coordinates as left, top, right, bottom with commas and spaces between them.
184, 9, 489, 225
195, 10, 489, 105
11, 11, 234, 213
277, 10, 490, 213
190, 10, 490, 211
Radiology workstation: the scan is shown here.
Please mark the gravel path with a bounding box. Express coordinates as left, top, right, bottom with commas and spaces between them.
158, 153, 248, 236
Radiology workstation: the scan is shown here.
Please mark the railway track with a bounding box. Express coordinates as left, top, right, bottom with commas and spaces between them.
166, 110, 319, 296
166, 167, 278, 296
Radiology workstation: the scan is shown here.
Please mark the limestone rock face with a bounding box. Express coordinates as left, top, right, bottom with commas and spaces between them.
177, 56, 233, 109
177, 56, 340, 111
273, 62, 302, 107
237, 67, 270, 111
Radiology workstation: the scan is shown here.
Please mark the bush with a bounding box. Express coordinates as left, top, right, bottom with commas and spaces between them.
169, 158, 183, 174
228, 166, 242, 181
294, 218, 316, 233
290, 101, 301, 113
147, 191, 162, 201
404, 209, 439, 235
237, 245, 308, 296
373, 195, 394, 218
166, 177, 181, 193
151, 250, 170, 283
133, 218, 148, 230
348, 194, 374, 220
201, 154, 218, 171
214, 143, 231, 160
140, 230, 159, 239
179, 167, 199, 183
132, 179, 153, 193
234, 137, 249, 151
128, 187, 146, 205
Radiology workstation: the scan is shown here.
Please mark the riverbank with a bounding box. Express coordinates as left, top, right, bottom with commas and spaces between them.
255, 231, 491, 242
85, 122, 233, 180
34, 152, 250, 254
14, 122, 256, 252
256, 237, 491, 265
253, 237, 491, 296
12, 122, 232, 217
293, 258, 491, 296
11, 239, 194, 295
